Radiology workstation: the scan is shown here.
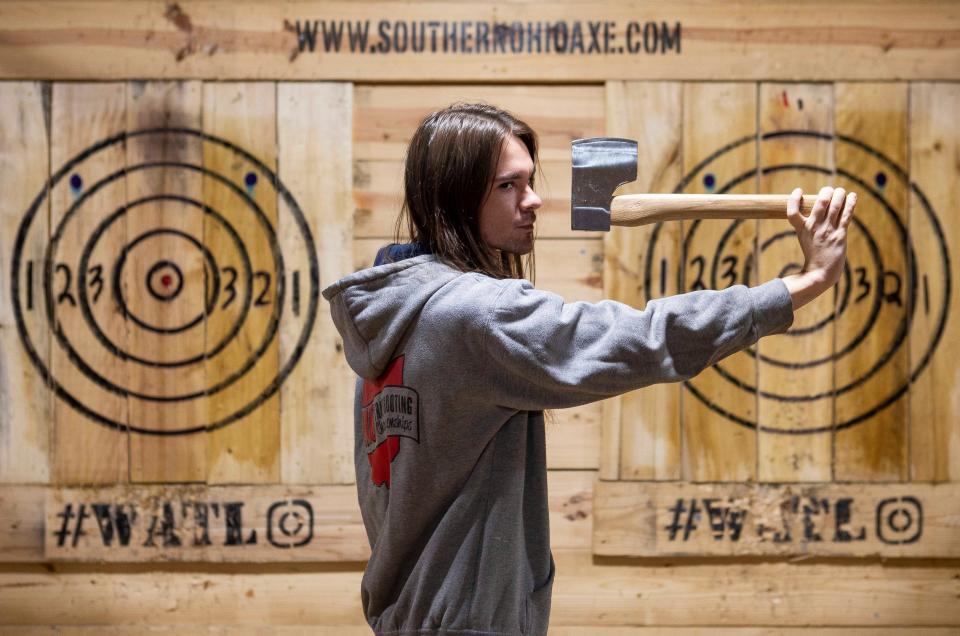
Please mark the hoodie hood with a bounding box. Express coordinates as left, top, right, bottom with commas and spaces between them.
322, 255, 461, 379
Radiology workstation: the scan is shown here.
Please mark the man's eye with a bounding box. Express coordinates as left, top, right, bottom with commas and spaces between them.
500, 182, 514, 190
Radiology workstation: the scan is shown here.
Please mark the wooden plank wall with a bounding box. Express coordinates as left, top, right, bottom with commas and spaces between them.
0, 1, 957, 81
597, 81, 960, 560
601, 81, 960, 486
1, 78, 959, 631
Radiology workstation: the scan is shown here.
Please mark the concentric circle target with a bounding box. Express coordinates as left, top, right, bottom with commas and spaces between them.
644, 130, 951, 434
11, 128, 319, 435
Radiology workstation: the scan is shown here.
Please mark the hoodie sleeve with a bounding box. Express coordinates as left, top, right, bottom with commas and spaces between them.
481, 278, 794, 410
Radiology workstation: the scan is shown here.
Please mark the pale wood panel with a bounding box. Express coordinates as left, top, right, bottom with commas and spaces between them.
544, 408, 600, 470
534, 238, 604, 303
0, 565, 364, 626
603, 81, 682, 481
599, 398, 621, 480
549, 551, 960, 627
354, 84, 605, 163
833, 83, 910, 482
0, 82, 51, 484
909, 82, 960, 482
203, 82, 280, 484
0, 2, 957, 81
594, 480, 960, 557
756, 83, 834, 482
2, 552, 958, 627
50, 83, 130, 485
548, 470, 594, 551
277, 83, 355, 485
680, 82, 758, 482
0, 485, 44, 561
124, 80, 207, 483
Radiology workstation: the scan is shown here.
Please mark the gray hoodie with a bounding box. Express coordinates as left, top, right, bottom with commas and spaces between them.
322, 253, 794, 635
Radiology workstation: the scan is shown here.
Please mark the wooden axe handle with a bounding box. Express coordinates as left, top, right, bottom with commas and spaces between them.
610, 194, 819, 227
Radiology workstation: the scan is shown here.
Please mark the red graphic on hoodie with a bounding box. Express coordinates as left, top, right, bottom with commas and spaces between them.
361, 356, 420, 488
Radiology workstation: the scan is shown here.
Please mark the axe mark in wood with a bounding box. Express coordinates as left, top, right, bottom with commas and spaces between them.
571, 137, 819, 231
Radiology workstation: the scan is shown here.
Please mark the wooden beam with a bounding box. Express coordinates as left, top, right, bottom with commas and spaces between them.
603, 81, 683, 481
43, 484, 368, 562
756, 82, 835, 482
49, 83, 130, 486
680, 82, 759, 482
1, 551, 958, 627
0, 2, 957, 81
594, 481, 960, 557
202, 82, 280, 484
551, 551, 960, 627
0, 486, 45, 562
277, 82, 355, 485
0, 82, 51, 484
125, 80, 208, 483
833, 82, 910, 481
908, 83, 960, 482
0, 470, 595, 562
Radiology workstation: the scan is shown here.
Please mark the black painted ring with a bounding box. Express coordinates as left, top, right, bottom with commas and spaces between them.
54, 169, 278, 402
146, 260, 185, 302
11, 128, 319, 435
642, 130, 948, 433
714, 211, 883, 370
76, 193, 251, 370
114, 229, 217, 333
701, 215, 857, 346
700, 174, 905, 402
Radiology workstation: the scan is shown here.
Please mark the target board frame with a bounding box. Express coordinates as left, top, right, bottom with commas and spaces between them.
644, 129, 951, 435
10, 127, 320, 436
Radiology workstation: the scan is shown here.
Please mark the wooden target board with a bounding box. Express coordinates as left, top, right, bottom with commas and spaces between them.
0, 80, 356, 561
596, 81, 960, 558
13, 88, 316, 463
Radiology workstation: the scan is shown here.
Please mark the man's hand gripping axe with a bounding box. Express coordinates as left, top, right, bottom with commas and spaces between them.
571, 137, 819, 231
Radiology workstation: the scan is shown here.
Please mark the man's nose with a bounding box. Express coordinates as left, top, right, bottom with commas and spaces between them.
523, 185, 542, 210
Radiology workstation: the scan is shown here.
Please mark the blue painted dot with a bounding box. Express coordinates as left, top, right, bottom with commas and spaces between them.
244, 171, 258, 188
69, 173, 82, 191
875, 171, 887, 188
703, 173, 716, 190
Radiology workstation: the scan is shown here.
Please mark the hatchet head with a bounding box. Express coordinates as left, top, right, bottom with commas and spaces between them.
571, 137, 638, 231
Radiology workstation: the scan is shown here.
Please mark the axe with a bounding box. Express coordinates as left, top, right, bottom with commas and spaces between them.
571, 137, 818, 231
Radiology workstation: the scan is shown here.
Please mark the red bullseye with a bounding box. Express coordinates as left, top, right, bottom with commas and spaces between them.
145, 259, 184, 302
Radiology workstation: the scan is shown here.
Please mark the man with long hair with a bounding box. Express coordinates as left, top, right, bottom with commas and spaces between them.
323, 103, 856, 635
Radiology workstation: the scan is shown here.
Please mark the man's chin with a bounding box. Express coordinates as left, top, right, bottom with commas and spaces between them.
504, 243, 533, 256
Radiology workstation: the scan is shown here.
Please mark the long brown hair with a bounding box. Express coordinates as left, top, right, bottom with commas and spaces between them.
394, 102, 538, 280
